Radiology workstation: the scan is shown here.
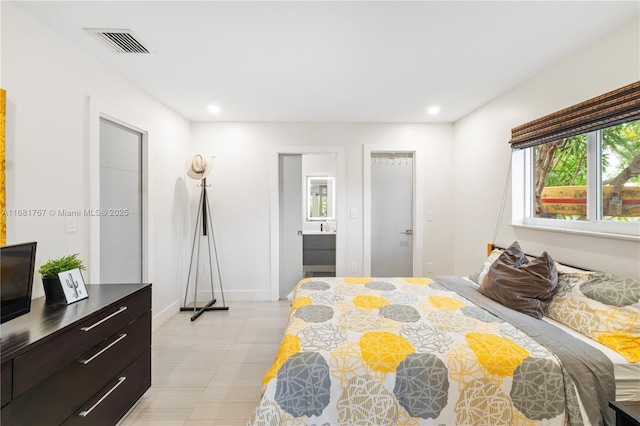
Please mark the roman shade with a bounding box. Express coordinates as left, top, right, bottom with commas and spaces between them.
510, 81, 640, 150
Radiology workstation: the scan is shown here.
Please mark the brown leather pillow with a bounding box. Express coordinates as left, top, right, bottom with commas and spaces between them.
479, 242, 558, 319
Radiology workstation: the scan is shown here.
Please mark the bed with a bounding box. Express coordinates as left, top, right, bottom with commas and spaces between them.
248, 243, 640, 426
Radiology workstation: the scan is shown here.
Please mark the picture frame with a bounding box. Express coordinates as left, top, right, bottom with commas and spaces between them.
1, 88, 6, 246
58, 268, 88, 304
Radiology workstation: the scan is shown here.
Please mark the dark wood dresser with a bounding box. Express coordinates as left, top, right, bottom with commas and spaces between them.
610, 401, 640, 426
1, 283, 151, 426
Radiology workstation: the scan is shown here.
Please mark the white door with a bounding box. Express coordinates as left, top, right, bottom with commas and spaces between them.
99, 118, 143, 283
279, 154, 303, 298
371, 153, 413, 277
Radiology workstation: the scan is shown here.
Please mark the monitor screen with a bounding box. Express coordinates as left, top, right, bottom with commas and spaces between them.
1, 242, 37, 324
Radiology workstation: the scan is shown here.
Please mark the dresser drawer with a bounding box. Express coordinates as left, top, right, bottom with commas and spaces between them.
63, 349, 151, 426
13, 287, 150, 397
5, 311, 150, 426
1, 361, 12, 407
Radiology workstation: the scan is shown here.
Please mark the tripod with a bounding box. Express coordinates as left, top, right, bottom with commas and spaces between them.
181, 178, 228, 321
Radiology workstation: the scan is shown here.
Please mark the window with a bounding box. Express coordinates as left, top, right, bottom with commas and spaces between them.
601, 121, 640, 222
533, 133, 588, 221
529, 120, 639, 225
511, 82, 640, 238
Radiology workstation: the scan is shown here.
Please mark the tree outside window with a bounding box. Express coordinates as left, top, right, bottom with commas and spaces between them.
533, 120, 640, 223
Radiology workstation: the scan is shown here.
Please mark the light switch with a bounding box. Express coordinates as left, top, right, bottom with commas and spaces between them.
350, 208, 358, 219
66, 217, 77, 233
427, 210, 434, 221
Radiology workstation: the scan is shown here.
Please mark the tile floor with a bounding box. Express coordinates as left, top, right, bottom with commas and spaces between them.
118, 300, 291, 426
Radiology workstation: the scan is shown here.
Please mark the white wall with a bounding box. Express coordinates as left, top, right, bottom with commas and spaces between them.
453, 17, 640, 278
2, 2, 455, 310
1, 3, 192, 328
6, 2, 635, 315
190, 123, 455, 300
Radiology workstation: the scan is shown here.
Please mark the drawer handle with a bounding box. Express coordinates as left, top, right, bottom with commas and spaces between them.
78, 333, 127, 365
78, 376, 126, 417
80, 306, 127, 331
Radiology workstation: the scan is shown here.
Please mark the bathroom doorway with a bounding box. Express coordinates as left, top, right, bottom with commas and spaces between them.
271, 147, 345, 301
278, 154, 303, 299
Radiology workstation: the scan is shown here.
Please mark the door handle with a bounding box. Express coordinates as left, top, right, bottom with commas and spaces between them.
297, 231, 303, 236
78, 377, 126, 417
400, 229, 412, 235
80, 306, 127, 331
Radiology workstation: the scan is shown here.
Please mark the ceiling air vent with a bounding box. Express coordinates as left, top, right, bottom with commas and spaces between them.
84, 29, 151, 54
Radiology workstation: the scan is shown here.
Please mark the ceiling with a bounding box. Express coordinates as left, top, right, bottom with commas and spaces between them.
10, 1, 640, 123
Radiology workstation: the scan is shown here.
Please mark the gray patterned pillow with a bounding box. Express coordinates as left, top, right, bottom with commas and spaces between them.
546, 272, 640, 362
580, 273, 640, 307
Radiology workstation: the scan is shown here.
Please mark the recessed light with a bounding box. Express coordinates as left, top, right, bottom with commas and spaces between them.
427, 106, 441, 115
207, 104, 221, 115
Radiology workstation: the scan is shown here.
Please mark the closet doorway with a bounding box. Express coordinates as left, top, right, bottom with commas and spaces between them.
99, 118, 144, 283
363, 146, 422, 277
370, 152, 414, 277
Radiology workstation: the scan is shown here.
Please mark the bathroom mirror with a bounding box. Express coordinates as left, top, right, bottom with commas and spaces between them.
307, 176, 335, 221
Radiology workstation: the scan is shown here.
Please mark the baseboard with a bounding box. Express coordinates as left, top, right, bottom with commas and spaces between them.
186, 289, 274, 303
152, 298, 180, 332
152, 291, 279, 330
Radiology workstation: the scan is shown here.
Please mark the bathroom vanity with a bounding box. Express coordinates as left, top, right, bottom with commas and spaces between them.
302, 234, 336, 277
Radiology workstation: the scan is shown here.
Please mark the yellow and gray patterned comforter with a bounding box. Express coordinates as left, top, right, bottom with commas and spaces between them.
248, 277, 584, 425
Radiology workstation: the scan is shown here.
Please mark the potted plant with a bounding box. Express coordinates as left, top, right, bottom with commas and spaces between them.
39, 254, 85, 302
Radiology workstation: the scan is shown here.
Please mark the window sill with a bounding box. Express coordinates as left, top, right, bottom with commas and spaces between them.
511, 223, 640, 242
